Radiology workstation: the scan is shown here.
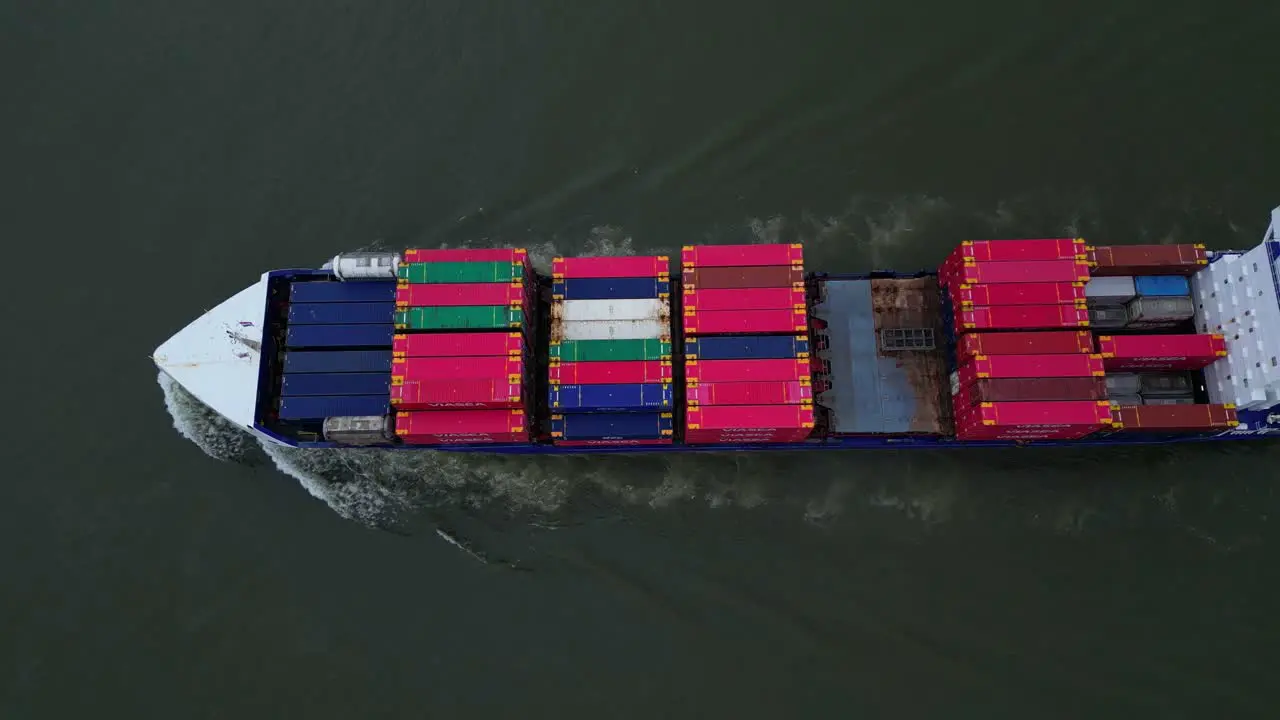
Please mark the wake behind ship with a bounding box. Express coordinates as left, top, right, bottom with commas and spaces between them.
153, 206, 1280, 453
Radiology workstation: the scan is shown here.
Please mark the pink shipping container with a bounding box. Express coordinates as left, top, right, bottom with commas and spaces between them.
396, 282, 528, 308
956, 331, 1093, 362
957, 400, 1114, 427
683, 308, 809, 335
390, 378, 523, 410
391, 355, 523, 382
552, 256, 669, 279
685, 358, 811, 383
954, 423, 1102, 441
393, 332, 524, 358
945, 238, 1086, 264
955, 354, 1105, 388
548, 360, 672, 384
953, 304, 1091, 331
403, 247, 528, 263
1095, 334, 1227, 371
685, 404, 815, 432
553, 438, 675, 447
941, 259, 1092, 285
685, 380, 813, 406
681, 243, 804, 268
685, 430, 812, 444
682, 286, 807, 312
399, 432, 531, 445
395, 408, 528, 437
949, 282, 1086, 307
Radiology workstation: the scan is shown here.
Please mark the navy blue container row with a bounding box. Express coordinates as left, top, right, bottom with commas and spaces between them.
285, 324, 395, 348
281, 372, 392, 397
289, 279, 397, 304
684, 334, 810, 360
288, 302, 396, 325
552, 277, 670, 300
283, 350, 394, 374
550, 412, 674, 440
549, 383, 673, 413
278, 394, 391, 420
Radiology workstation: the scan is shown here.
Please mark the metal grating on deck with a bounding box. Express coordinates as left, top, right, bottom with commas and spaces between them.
880, 327, 935, 352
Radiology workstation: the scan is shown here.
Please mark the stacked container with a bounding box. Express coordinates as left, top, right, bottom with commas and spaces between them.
681, 243, 814, 443
939, 238, 1115, 441
389, 248, 534, 444
548, 256, 675, 446
1082, 244, 1203, 330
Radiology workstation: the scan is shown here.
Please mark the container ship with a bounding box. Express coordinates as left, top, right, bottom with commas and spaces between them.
153, 206, 1280, 453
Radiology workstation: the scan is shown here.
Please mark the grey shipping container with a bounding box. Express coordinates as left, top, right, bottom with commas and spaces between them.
1084, 276, 1137, 303
1109, 394, 1144, 406
1139, 372, 1194, 397
1126, 296, 1194, 324
1142, 396, 1196, 406
1105, 373, 1143, 395
1089, 304, 1129, 329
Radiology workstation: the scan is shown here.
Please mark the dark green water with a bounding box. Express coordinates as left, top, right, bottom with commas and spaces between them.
5, 1, 1280, 716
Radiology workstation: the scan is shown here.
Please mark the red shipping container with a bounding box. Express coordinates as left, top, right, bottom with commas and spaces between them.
548, 360, 672, 384
954, 305, 1090, 331
402, 247, 528, 263
395, 408, 527, 437
685, 430, 812, 444
681, 243, 804, 268
958, 400, 1114, 427
396, 282, 527, 308
952, 377, 1108, 408
682, 265, 804, 289
685, 358, 811, 383
552, 255, 669, 279
393, 332, 524, 358
1110, 404, 1238, 431
400, 432, 530, 445
392, 355, 523, 382
954, 424, 1102, 441
1088, 244, 1208, 276
685, 380, 813, 406
942, 259, 1091, 286
553, 438, 674, 447
683, 308, 809, 335
391, 379, 523, 409
1096, 334, 1227, 371
957, 331, 1093, 362
946, 238, 1086, 264
683, 286, 806, 312
956, 354, 1105, 388
685, 404, 815, 431
949, 282, 1086, 307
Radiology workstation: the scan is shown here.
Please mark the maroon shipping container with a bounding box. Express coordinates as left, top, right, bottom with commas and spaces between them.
946, 238, 1086, 264
683, 308, 809, 335
949, 282, 1086, 307
399, 432, 531, 445
683, 286, 807, 312
552, 256, 669, 279
682, 265, 805, 289
390, 378, 523, 409
952, 377, 1108, 408
553, 438, 674, 447
685, 358, 811, 383
403, 247, 528, 263
1111, 404, 1239, 431
685, 380, 813, 406
956, 331, 1093, 362
1088, 244, 1208, 276
953, 304, 1091, 331
681, 243, 804, 268
395, 408, 528, 438
393, 332, 524, 358
392, 355, 523, 381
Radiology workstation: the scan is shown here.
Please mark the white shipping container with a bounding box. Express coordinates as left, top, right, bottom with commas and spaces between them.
553, 298, 669, 323
1085, 276, 1136, 302
558, 319, 671, 341
1126, 296, 1194, 323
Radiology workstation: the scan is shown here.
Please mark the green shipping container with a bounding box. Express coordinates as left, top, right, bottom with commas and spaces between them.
397, 261, 523, 284
394, 306, 525, 330
549, 338, 672, 362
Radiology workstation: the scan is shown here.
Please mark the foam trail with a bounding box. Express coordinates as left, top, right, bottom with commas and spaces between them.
157, 371, 257, 464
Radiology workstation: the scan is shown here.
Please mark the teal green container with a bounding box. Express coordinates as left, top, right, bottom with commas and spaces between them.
549, 338, 671, 362
394, 305, 525, 330
397, 261, 523, 284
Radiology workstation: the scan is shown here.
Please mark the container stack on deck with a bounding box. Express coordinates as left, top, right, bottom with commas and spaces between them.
390, 249, 534, 444
681, 243, 815, 443
548, 256, 675, 446
940, 238, 1115, 440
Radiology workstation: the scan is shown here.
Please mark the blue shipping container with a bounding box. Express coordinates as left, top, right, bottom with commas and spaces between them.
288, 302, 396, 325
281, 373, 392, 397
290, 280, 397, 304
285, 324, 394, 348
685, 334, 810, 360
549, 383, 673, 412
283, 350, 394, 374
1134, 275, 1191, 297
552, 277, 670, 300
277, 394, 391, 420
551, 412, 673, 440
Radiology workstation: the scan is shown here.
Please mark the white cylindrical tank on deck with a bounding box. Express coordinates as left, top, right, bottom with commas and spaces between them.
331, 252, 401, 281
